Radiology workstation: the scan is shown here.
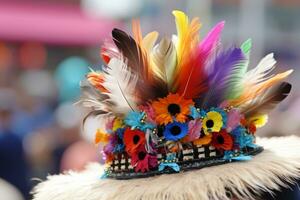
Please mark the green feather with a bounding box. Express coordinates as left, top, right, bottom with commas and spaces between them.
225, 39, 252, 100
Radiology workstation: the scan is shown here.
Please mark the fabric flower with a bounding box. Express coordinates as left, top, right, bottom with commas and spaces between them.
113, 128, 125, 153
139, 103, 156, 124
226, 109, 242, 132
131, 146, 158, 172
193, 130, 212, 146
182, 120, 202, 143
112, 118, 124, 132
163, 121, 188, 141
248, 114, 268, 128
152, 93, 194, 125
232, 126, 257, 149
95, 129, 110, 145
211, 130, 233, 150
123, 129, 146, 155
202, 111, 224, 135
124, 111, 155, 131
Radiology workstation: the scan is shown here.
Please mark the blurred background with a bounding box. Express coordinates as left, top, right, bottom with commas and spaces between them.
0, 0, 299, 199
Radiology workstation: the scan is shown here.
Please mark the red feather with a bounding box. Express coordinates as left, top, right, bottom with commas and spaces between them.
176, 21, 225, 99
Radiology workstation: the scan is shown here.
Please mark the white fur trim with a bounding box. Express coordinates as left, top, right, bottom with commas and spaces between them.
32, 136, 300, 200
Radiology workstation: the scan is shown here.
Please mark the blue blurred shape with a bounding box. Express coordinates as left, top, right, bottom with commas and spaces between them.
55, 56, 89, 102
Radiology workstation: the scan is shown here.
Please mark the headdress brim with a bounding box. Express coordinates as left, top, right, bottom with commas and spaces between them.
32, 136, 300, 200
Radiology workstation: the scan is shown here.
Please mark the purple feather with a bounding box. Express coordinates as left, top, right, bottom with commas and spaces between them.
201, 47, 245, 108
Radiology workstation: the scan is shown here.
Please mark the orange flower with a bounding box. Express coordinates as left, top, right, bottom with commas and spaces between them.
95, 129, 110, 144
87, 71, 108, 93
123, 129, 146, 155
193, 134, 212, 146
152, 93, 194, 125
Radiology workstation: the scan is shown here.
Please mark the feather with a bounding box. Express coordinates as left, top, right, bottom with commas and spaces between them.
102, 58, 139, 115
112, 28, 168, 99
171, 10, 201, 91
151, 38, 177, 88
229, 70, 293, 107
241, 38, 252, 58
76, 80, 108, 111
224, 39, 252, 99
201, 48, 245, 108
243, 53, 276, 86
100, 40, 120, 64
242, 82, 292, 117
175, 21, 225, 99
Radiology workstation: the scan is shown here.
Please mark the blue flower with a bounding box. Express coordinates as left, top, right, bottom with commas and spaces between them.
163, 121, 188, 141
113, 128, 125, 153
124, 111, 155, 131
190, 106, 207, 119
232, 126, 257, 148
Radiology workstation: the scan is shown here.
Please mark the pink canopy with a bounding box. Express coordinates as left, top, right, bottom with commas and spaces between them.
0, 1, 123, 45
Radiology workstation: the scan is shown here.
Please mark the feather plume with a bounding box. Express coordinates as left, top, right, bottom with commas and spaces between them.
175, 21, 225, 99
76, 80, 111, 130
112, 28, 168, 99
242, 82, 292, 117
151, 38, 177, 88
201, 48, 245, 108
229, 70, 293, 107
102, 58, 139, 115
243, 53, 276, 86
171, 10, 201, 91
224, 39, 252, 99
100, 40, 120, 64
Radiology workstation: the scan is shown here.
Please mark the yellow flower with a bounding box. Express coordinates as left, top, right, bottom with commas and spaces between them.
112, 118, 124, 131
202, 111, 223, 135
248, 114, 268, 128
152, 93, 194, 125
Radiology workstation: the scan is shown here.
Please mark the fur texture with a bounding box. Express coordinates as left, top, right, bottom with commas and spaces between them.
32, 136, 300, 200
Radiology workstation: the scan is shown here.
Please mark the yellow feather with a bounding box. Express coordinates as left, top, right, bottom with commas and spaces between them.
229, 69, 293, 106
171, 10, 201, 91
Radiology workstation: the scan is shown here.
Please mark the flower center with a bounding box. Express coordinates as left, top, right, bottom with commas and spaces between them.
206, 119, 214, 128
138, 151, 146, 160
217, 135, 224, 144
133, 135, 140, 144
117, 137, 123, 144
199, 129, 205, 138
167, 103, 181, 116
170, 125, 181, 136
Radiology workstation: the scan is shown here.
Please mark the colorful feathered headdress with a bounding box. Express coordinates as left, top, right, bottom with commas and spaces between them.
78, 10, 292, 179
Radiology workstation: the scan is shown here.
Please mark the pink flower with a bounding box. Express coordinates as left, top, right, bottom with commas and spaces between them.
226, 109, 242, 132
131, 146, 158, 173
182, 119, 202, 142
139, 103, 156, 124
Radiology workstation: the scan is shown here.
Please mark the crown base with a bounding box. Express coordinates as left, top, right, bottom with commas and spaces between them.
107, 146, 264, 180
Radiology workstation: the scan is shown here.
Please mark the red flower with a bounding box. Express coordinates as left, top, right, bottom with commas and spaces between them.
123, 129, 145, 155
131, 146, 158, 173
248, 123, 257, 134
211, 130, 234, 150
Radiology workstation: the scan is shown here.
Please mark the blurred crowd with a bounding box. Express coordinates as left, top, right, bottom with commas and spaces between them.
0, 0, 300, 199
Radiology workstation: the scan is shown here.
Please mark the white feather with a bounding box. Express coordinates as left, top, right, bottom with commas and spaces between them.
102, 58, 139, 115
243, 53, 276, 86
